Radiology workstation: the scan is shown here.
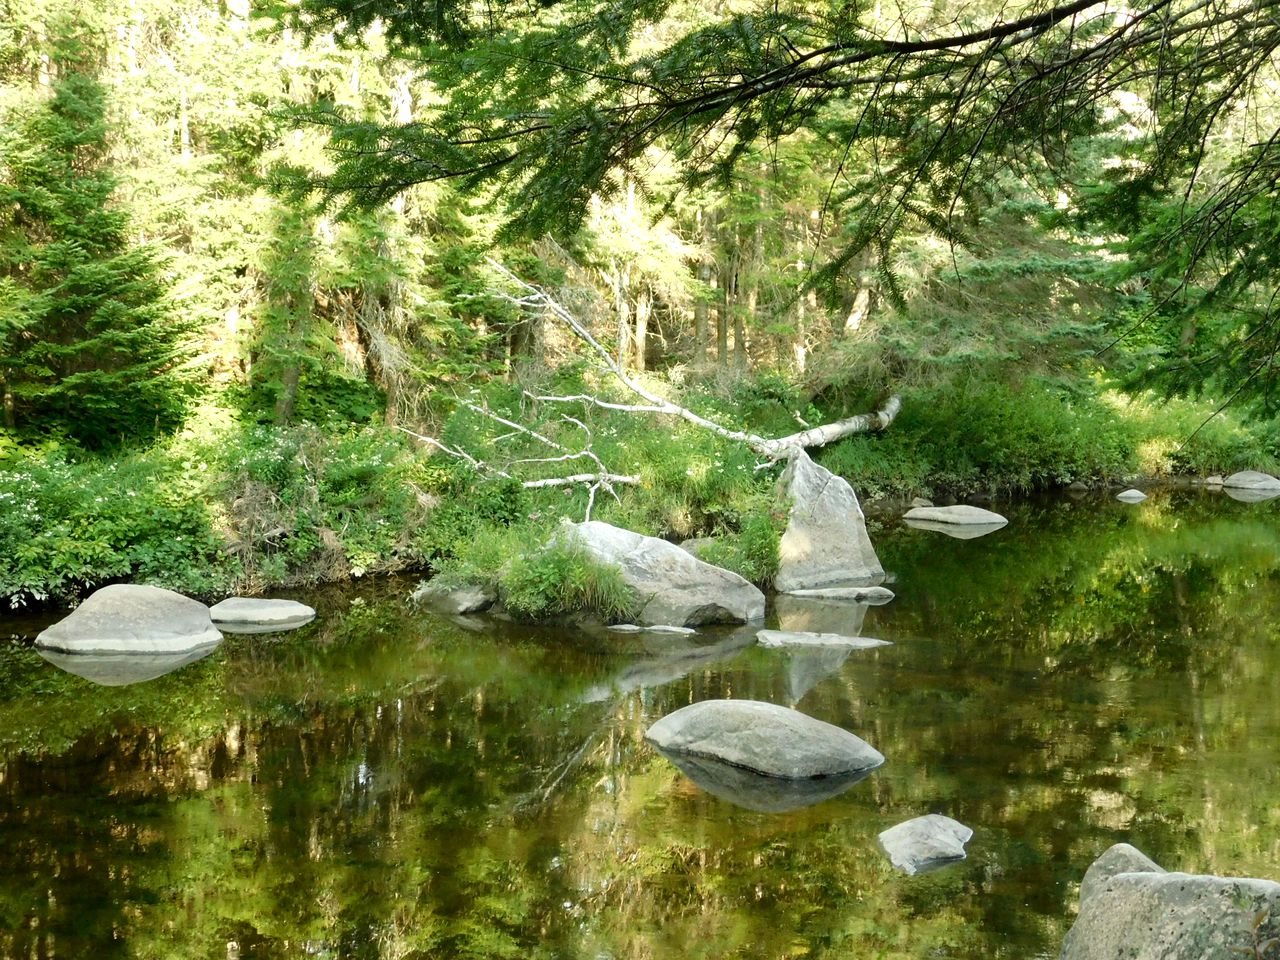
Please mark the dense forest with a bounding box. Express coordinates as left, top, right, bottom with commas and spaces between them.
2, 0, 1279, 608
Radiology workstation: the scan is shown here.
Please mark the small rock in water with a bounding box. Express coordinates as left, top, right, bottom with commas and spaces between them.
645, 699, 884, 780
757, 630, 890, 650
1115, 488, 1147, 503
784, 585, 895, 604
607, 623, 697, 635
1204, 474, 1224, 487
410, 580, 496, 616
903, 505, 1008, 525
209, 597, 316, 634
878, 814, 973, 875
909, 497, 934, 508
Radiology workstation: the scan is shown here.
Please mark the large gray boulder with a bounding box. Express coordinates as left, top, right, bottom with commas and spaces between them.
775, 450, 883, 592
562, 521, 764, 626
36, 584, 222, 654
209, 597, 316, 634
1223, 470, 1280, 490
1061, 844, 1280, 960
879, 814, 973, 875
645, 699, 884, 779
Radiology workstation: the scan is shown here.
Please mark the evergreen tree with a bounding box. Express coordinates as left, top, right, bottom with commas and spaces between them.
0, 52, 197, 448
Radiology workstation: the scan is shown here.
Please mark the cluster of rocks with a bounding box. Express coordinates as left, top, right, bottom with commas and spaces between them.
35, 583, 315, 687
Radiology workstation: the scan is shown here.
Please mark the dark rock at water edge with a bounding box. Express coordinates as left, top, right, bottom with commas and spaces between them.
645, 699, 883, 779
410, 580, 497, 616
36, 584, 222, 654
1060, 843, 1280, 960
878, 814, 973, 875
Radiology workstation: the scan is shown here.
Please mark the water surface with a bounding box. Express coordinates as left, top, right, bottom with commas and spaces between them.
2, 490, 1279, 958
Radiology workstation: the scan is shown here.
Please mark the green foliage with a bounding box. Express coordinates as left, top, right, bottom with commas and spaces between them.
499, 536, 635, 623
698, 491, 783, 587
0, 60, 198, 448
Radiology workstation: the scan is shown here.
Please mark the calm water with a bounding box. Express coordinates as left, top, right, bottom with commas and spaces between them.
2, 490, 1280, 959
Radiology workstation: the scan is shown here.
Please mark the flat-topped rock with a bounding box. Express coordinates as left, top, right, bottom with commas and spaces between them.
782, 585, 895, 604
1061, 844, 1280, 960
879, 814, 973, 875
1116, 488, 1148, 503
903, 505, 1008, 525
775, 450, 883, 591
757, 630, 891, 650
562, 521, 764, 626
209, 597, 316, 633
607, 623, 697, 635
36, 584, 222, 654
645, 699, 884, 779
1223, 470, 1280, 489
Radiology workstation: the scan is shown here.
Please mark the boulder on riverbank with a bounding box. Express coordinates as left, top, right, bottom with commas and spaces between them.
1060, 843, 1280, 960
1223, 470, 1280, 490
209, 597, 316, 633
35, 584, 222, 654
562, 521, 765, 626
645, 698, 884, 779
878, 814, 973, 875
775, 450, 884, 592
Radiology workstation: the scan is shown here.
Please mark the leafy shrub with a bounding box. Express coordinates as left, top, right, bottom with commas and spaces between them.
699, 492, 785, 587
499, 539, 635, 622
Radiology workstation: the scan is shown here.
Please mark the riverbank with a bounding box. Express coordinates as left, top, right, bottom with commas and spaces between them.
2, 377, 1276, 611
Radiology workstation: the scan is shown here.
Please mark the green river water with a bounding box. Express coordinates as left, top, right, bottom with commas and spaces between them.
2, 489, 1279, 959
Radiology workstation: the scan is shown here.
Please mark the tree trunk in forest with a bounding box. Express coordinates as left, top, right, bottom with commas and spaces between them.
694, 209, 710, 362
793, 218, 808, 372
634, 285, 651, 372
1, 377, 14, 430
717, 252, 733, 363
608, 261, 632, 369
274, 361, 300, 425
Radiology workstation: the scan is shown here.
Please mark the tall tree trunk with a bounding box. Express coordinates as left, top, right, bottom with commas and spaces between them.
610, 261, 632, 368
634, 285, 651, 372
1, 376, 14, 430
274, 362, 300, 425
693, 208, 710, 362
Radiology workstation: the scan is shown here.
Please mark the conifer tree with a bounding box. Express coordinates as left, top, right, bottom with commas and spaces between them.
0, 45, 197, 448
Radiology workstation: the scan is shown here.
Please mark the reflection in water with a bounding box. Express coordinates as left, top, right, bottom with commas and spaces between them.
2, 492, 1280, 958
903, 517, 1008, 539
656, 747, 879, 812
37, 641, 221, 686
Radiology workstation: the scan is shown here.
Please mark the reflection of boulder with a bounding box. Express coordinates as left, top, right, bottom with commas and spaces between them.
903, 518, 1007, 539
782, 646, 852, 702
580, 631, 756, 703
774, 594, 870, 635
210, 597, 316, 634
36, 584, 222, 654
878, 814, 973, 875
562, 521, 765, 626
1060, 843, 1280, 960
903, 505, 1008, 526
645, 699, 884, 779
1224, 485, 1280, 503
37, 643, 221, 687
757, 630, 890, 650
658, 749, 877, 812
775, 449, 883, 591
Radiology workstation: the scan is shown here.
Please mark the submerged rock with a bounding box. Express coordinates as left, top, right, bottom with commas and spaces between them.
410, 580, 497, 616
1061, 843, 1280, 960
37, 645, 221, 687
1223, 470, 1280, 490
878, 814, 973, 875
563, 521, 765, 626
645, 699, 884, 779
775, 449, 884, 591
36, 584, 222, 654
903, 504, 1008, 526
662, 750, 878, 813
209, 597, 316, 633
1115, 488, 1148, 503
757, 630, 891, 650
